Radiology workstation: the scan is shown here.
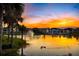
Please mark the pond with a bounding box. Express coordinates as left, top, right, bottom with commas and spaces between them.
18, 35, 79, 56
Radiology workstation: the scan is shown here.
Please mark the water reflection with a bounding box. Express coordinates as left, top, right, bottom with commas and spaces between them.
19, 34, 79, 56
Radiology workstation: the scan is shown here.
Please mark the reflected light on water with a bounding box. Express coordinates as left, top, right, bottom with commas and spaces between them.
28, 35, 79, 47
20, 35, 79, 56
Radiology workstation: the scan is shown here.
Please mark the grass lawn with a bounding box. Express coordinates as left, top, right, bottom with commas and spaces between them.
0, 36, 28, 56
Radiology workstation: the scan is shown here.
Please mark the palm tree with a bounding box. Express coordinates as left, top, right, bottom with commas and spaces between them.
3, 3, 24, 47
0, 3, 24, 55
0, 4, 4, 55
10, 4, 24, 46
18, 25, 26, 56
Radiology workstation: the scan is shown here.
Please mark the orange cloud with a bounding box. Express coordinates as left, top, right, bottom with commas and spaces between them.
22, 17, 79, 28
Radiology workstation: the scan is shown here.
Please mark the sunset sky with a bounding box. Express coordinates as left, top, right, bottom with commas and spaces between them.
21, 3, 79, 28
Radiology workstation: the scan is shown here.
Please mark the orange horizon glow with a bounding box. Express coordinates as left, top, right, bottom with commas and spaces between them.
20, 16, 79, 28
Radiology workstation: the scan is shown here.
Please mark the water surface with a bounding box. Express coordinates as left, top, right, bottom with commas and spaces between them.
19, 35, 79, 56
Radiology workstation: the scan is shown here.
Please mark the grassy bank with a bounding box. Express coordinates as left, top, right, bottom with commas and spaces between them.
0, 36, 28, 56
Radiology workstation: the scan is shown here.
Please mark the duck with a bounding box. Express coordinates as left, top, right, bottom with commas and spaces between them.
40, 46, 46, 49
